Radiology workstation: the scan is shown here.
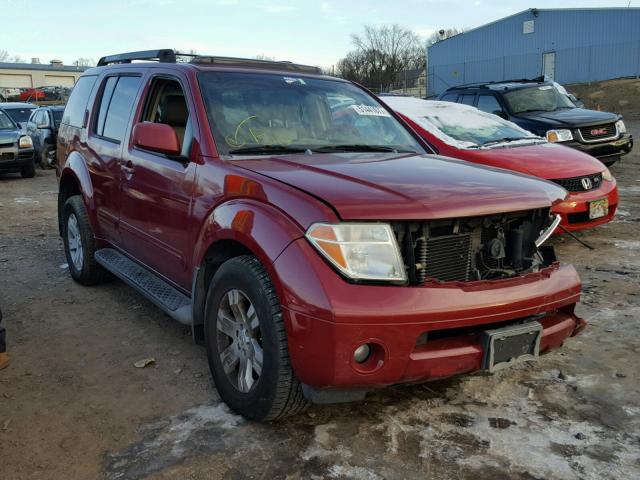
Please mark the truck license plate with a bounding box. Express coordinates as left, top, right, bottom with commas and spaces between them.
589, 198, 608, 220
481, 321, 542, 373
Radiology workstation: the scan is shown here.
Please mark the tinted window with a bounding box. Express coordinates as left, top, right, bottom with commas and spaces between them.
101, 76, 141, 142
52, 110, 64, 126
460, 94, 476, 106
95, 76, 118, 136
62, 75, 97, 127
440, 93, 458, 102
476, 95, 502, 114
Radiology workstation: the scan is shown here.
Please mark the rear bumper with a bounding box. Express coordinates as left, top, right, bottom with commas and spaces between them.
565, 133, 633, 161
552, 178, 618, 232
273, 238, 583, 389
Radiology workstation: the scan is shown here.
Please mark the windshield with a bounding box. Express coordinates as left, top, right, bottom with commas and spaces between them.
52, 110, 64, 126
4, 107, 35, 124
0, 110, 16, 130
504, 85, 575, 114
198, 72, 424, 157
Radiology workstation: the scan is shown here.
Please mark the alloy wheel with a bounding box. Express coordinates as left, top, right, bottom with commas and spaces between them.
67, 213, 84, 271
216, 289, 263, 393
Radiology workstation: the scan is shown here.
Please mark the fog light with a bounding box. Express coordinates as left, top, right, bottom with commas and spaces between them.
353, 344, 371, 363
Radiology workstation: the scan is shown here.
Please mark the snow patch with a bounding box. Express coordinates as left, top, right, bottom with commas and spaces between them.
328, 464, 384, 480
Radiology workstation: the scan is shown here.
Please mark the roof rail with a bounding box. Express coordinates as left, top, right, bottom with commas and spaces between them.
188, 55, 322, 74
96, 49, 322, 74
446, 76, 547, 91
97, 49, 176, 66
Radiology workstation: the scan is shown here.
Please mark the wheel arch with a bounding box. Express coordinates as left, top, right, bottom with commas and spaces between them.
57, 152, 96, 236
191, 200, 305, 341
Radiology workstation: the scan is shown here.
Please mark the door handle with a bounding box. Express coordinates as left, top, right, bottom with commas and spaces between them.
121, 160, 135, 177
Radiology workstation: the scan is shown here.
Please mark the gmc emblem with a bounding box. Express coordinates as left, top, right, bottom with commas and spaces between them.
590, 127, 607, 136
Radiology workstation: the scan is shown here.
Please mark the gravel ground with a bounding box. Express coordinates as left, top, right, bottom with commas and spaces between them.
1, 123, 639, 480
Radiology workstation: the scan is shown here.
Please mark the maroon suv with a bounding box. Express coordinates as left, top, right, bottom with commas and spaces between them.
56, 50, 584, 421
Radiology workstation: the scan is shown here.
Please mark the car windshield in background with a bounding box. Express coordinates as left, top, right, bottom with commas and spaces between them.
503, 85, 575, 114
52, 110, 64, 126
0, 110, 16, 129
198, 72, 424, 157
4, 107, 35, 124
418, 106, 537, 148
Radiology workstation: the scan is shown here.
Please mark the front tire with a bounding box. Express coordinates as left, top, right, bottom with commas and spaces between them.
20, 160, 35, 178
39, 147, 50, 169
62, 195, 108, 285
204, 255, 309, 421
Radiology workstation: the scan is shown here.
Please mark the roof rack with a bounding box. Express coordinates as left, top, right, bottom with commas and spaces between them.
96, 49, 322, 74
97, 49, 176, 66
446, 76, 546, 91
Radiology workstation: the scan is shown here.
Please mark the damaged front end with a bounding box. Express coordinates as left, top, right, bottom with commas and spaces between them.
393, 208, 560, 285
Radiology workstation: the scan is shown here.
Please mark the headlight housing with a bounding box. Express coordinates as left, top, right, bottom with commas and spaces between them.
306, 223, 406, 282
546, 129, 573, 143
615, 119, 626, 134
601, 167, 614, 182
18, 135, 33, 149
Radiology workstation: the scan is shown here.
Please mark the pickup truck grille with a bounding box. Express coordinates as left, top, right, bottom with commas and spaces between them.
578, 123, 617, 143
424, 233, 472, 282
551, 173, 602, 192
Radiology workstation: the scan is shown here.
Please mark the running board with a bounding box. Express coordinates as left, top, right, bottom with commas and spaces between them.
95, 248, 192, 325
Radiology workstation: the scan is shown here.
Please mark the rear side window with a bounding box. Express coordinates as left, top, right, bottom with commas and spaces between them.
476, 95, 502, 114
440, 93, 458, 102
95, 76, 141, 143
459, 94, 476, 106
62, 75, 97, 127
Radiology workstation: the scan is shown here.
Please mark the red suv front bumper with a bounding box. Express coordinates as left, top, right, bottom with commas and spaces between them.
273, 238, 583, 390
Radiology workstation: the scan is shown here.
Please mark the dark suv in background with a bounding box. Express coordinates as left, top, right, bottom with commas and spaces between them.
439, 79, 633, 166
26, 106, 64, 168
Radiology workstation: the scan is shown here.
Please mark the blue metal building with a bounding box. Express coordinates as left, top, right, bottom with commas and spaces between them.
427, 8, 640, 96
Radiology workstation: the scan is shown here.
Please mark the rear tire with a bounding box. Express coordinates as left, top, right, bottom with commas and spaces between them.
204, 255, 309, 421
20, 160, 35, 178
62, 195, 108, 285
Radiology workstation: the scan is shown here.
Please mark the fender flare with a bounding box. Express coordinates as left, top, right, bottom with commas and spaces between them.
191, 199, 305, 333
58, 151, 97, 235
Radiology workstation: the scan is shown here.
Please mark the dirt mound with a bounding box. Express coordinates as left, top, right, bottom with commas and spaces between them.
567, 78, 640, 120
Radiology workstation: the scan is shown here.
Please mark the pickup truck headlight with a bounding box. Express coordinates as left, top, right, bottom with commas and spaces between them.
615, 119, 626, 134
546, 129, 573, 143
602, 168, 614, 182
18, 135, 33, 149
306, 223, 407, 282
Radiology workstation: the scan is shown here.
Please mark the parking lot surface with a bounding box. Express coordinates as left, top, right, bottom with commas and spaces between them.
1, 123, 639, 480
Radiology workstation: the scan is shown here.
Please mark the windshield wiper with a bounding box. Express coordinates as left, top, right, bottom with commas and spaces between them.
312, 144, 416, 154
228, 145, 309, 155
479, 137, 528, 147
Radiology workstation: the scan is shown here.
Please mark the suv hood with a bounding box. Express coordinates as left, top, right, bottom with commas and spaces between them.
231, 153, 567, 220
516, 108, 619, 128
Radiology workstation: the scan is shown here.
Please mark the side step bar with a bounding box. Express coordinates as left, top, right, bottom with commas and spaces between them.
95, 248, 192, 325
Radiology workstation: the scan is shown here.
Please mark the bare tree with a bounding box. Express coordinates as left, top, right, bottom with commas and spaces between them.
73, 57, 96, 67
336, 24, 427, 90
0, 50, 9, 62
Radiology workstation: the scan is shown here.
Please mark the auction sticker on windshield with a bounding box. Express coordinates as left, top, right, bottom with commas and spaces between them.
351, 105, 391, 116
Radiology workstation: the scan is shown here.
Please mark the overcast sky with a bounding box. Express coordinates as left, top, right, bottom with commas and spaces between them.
1, 0, 636, 67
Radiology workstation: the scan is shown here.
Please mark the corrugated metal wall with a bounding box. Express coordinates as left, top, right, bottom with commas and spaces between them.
427, 8, 640, 96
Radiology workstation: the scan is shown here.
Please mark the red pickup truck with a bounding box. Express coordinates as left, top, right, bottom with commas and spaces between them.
56, 50, 584, 420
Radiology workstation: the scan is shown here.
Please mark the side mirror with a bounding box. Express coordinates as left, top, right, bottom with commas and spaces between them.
37, 122, 49, 129
132, 122, 181, 156
492, 110, 508, 119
